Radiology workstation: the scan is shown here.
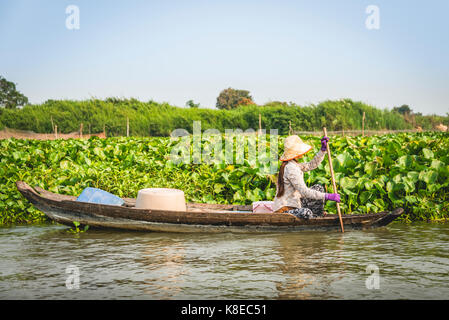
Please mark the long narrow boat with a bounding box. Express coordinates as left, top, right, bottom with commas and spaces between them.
16, 181, 404, 233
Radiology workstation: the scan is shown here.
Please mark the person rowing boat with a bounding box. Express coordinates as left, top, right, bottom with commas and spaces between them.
15, 180, 404, 232
273, 135, 341, 219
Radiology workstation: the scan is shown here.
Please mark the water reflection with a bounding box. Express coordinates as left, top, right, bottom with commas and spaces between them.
0, 223, 448, 299
273, 232, 347, 299
141, 238, 187, 299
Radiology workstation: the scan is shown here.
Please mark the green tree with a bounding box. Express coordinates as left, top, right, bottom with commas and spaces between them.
216, 88, 254, 110
0, 76, 29, 109
186, 100, 200, 108
393, 104, 412, 115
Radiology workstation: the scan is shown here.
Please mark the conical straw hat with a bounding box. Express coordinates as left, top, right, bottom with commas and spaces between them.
280, 135, 312, 161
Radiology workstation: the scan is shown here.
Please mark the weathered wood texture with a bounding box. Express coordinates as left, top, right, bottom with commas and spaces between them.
16, 181, 404, 233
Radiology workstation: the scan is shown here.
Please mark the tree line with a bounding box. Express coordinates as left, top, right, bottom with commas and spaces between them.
0, 76, 447, 136
1, 97, 439, 137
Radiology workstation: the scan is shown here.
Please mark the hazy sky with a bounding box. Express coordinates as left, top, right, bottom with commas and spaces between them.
1, 0, 448, 115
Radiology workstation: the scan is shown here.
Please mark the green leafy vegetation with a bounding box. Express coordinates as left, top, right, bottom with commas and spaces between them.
0, 75, 29, 109
216, 87, 254, 110
1, 132, 448, 225
186, 100, 200, 109
392, 103, 449, 130
3, 98, 445, 136
67, 221, 89, 233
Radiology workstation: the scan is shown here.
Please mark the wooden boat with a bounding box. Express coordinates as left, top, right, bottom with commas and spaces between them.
16, 181, 404, 233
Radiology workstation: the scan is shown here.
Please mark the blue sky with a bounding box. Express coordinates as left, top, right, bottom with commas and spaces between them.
0, 0, 448, 115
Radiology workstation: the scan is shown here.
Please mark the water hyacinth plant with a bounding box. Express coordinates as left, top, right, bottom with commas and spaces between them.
0, 132, 448, 225
67, 221, 89, 234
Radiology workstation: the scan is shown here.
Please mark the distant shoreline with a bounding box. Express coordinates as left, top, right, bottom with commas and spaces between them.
1, 98, 447, 137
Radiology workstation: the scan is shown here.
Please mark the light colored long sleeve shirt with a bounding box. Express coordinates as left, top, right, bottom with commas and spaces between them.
272, 150, 326, 212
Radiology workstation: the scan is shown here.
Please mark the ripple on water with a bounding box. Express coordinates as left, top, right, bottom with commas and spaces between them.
0, 223, 448, 299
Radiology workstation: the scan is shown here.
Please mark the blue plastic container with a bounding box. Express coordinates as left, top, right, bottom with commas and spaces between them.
76, 187, 125, 206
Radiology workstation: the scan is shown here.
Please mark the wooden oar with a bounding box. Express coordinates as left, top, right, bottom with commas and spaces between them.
323, 127, 344, 233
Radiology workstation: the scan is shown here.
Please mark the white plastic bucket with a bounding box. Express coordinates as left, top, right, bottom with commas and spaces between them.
135, 188, 187, 211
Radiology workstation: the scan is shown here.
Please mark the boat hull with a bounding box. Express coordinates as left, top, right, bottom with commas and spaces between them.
16, 181, 404, 233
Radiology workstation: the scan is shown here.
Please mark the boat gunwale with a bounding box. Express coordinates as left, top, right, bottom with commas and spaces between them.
16, 181, 404, 229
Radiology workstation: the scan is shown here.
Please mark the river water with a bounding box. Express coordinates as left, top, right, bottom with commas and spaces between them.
0, 222, 448, 299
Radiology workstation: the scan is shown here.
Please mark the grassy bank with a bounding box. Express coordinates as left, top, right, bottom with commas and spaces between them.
0, 132, 448, 225
0, 98, 421, 136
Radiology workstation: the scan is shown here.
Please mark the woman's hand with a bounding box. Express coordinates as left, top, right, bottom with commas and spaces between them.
325, 193, 341, 203
320, 136, 329, 151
